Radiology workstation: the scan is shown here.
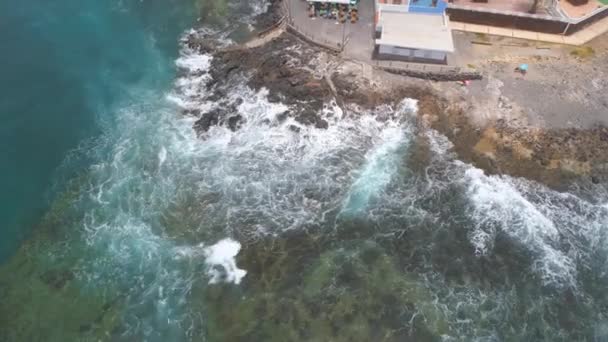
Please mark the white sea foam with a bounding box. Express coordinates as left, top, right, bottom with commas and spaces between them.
342, 125, 405, 212
169, 45, 213, 110
340, 100, 417, 215
249, 0, 270, 17
203, 239, 247, 284
464, 167, 577, 287
158, 146, 167, 168
175, 50, 211, 73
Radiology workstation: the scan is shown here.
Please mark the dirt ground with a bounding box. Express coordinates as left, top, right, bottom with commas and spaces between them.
334, 38, 608, 188
426, 31, 608, 187
560, 0, 604, 18
446, 31, 608, 129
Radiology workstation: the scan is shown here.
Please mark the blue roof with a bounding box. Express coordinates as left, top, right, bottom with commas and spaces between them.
408, 0, 447, 15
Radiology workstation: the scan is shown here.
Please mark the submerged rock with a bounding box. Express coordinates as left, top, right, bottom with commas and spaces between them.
193, 110, 220, 133
203, 233, 450, 341
196, 33, 338, 135
40, 269, 74, 290
227, 114, 243, 131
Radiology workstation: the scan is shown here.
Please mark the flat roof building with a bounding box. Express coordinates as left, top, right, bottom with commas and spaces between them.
374, 0, 455, 64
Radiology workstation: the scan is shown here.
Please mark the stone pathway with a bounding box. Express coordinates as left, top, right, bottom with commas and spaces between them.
244, 23, 286, 49
286, 0, 375, 59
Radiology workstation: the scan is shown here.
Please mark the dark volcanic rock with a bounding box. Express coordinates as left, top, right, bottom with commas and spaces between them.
267, 92, 282, 103
228, 115, 243, 131
194, 110, 220, 133
315, 118, 329, 129
183, 109, 201, 117
40, 269, 74, 290
252, 0, 284, 31
193, 103, 243, 134
288, 74, 308, 87
427, 97, 608, 190
293, 109, 316, 125
203, 34, 336, 133
288, 125, 301, 133
186, 35, 217, 54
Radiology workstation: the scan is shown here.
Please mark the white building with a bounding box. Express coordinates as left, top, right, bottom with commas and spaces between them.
374, 0, 455, 64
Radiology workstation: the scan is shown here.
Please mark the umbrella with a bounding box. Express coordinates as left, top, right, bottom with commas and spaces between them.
519, 64, 529, 71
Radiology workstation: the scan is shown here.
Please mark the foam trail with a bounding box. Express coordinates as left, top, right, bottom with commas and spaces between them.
169, 46, 213, 110
341, 126, 407, 215
158, 146, 167, 168
340, 99, 417, 216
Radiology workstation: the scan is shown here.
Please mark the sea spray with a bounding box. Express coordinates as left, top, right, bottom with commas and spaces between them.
203, 239, 247, 284
340, 126, 405, 214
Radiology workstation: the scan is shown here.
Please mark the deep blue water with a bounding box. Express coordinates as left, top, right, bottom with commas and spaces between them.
0, 0, 196, 260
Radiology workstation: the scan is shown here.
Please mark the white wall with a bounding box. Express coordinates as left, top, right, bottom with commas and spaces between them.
377, 3, 410, 14
378, 44, 446, 62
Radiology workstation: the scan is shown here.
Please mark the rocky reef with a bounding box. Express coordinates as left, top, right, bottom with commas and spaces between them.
201, 229, 451, 341
426, 100, 608, 189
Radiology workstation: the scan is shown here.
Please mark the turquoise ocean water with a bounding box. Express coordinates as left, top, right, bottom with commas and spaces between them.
0, 0, 195, 260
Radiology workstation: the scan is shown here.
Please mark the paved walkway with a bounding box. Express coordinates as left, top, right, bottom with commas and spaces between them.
285, 0, 375, 60
244, 22, 286, 49
450, 14, 608, 45
285, 0, 469, 73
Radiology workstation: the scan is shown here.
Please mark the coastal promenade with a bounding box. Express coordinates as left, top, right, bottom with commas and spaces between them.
284, 0, 376, 61
284, 0, 469, 76
285, 0, 608, 51
279, 0, 608, 80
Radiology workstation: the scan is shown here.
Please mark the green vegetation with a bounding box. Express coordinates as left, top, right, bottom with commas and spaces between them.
474, 33, 491, 42
570, 46, 595, 58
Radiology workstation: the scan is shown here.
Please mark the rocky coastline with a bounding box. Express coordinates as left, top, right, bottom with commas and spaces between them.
185, 2, 608, 190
